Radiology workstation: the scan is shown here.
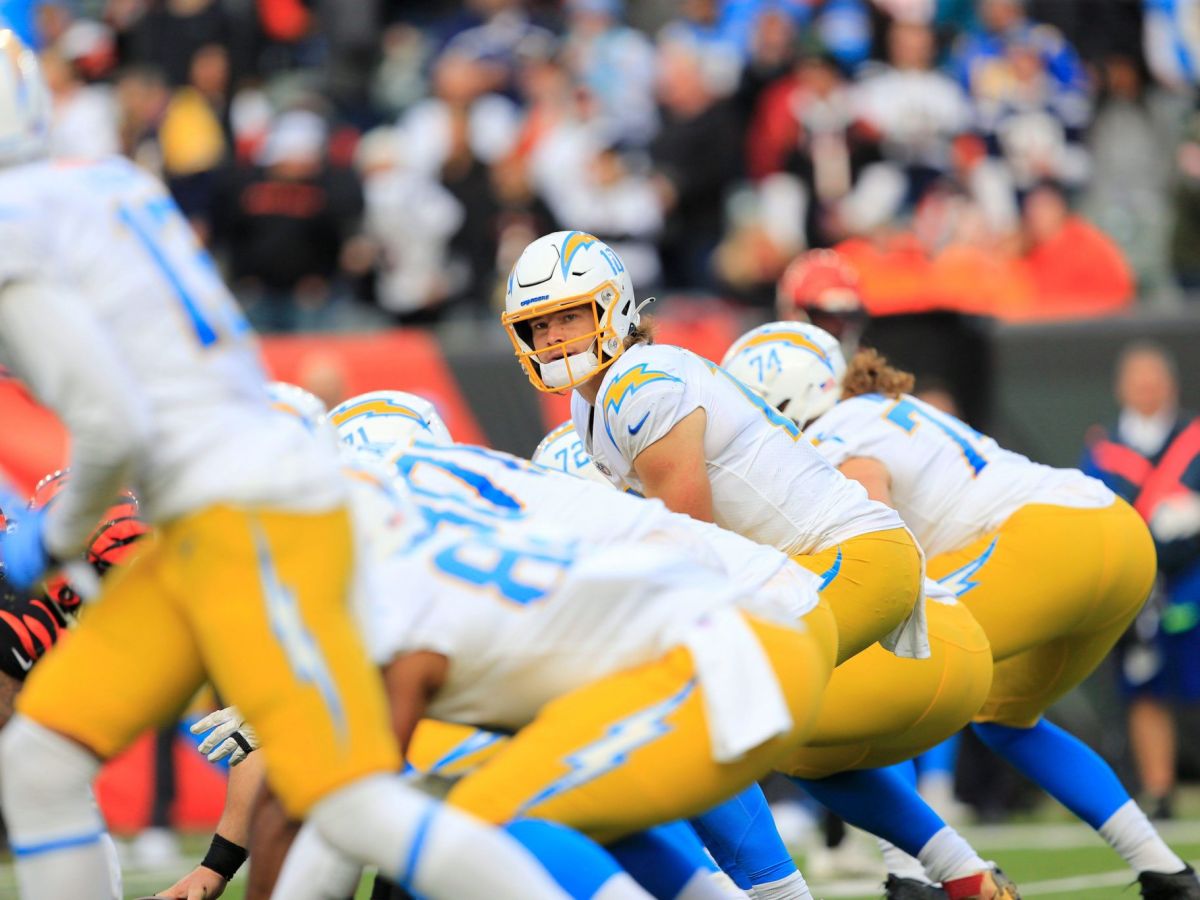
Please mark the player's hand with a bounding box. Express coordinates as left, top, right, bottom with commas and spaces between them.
191, 707, 259, 765
152, 864, 228, 899
0, 491, 51, 592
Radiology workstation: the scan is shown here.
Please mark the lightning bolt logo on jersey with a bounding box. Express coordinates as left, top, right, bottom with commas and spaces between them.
601, 364, 681, 444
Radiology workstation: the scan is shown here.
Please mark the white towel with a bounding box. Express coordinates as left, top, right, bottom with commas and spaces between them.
682, 607, 794, 764
877, 529, 931, 659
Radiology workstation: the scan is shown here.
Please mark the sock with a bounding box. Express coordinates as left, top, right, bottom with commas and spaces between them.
916, 826, 988, 884
707, 871, 752, 897
671, 868, 750, 899
1099, 799, 1187, 874
308, 774, 568, 900
879, 839, 932, 882
610, 822, 718, 899
971, 720, 1128, 828
750, 871, 812, 900
691, 785, 797, 888
271, 821, 363, 899
792, 768, 945, 857
510, 819, 649, 899
0, 715, 116, 900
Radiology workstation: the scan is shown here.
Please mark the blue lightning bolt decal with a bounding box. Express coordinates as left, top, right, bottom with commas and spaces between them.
516, 679, 695, 815
935, 536, 1000, 597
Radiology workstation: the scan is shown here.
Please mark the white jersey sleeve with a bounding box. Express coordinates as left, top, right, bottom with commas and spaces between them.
0, 280, 152, 556
0, 157, 344, 525
598, 350, 697, 462
809, 393, 1113, 557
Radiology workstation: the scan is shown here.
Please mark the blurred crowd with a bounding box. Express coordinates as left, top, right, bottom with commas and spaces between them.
9, 0, 1200, 330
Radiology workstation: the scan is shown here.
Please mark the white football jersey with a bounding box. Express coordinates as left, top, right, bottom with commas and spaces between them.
0, 158, 342, 521
392, 442, 812, 616
809, 393, 1114, 557
572, 343, 902, 556
366, 528, 739, 731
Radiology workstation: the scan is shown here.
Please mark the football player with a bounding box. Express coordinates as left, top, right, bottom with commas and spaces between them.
723, 322, 1200, 900
0, 35, 572, 900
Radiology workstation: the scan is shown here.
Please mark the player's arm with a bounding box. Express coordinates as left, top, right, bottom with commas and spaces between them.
155, 751, 263, 898
0, 280, 152, 560
838, 456, 894, 507
383, 650, 449, 755
631, 408, 714, 523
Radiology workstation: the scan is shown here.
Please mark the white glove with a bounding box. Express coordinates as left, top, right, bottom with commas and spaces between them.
191, 706, 259, 766
1150, 492, 1200, 542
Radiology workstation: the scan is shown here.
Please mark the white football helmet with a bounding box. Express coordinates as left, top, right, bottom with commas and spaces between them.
266, 382, 327, 430
501, 231, 640, 392
0, 31, 51, 167
329, 390, 452, 458
532, 420, 611, 486
720, 322, 846, 427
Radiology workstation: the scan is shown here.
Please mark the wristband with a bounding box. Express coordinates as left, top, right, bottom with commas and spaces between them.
200, 833, 247, 881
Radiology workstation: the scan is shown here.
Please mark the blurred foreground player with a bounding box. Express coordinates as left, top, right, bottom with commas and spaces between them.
0, 31, 570, 900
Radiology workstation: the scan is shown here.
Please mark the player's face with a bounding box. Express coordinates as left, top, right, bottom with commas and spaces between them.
529, 305, 594, 363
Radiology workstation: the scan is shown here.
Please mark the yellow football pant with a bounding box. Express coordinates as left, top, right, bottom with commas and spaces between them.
18, 505, 400, 817
781, 596, 992, 778
792, 527, 923, 664
446, 613, 831, 844
927, 499, 1156, 727
407, 719, 508, 779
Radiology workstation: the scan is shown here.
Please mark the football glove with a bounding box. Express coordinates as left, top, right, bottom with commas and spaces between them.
191, 706, 259, 765
0, 588, 69, 680
0, 490, 52, 592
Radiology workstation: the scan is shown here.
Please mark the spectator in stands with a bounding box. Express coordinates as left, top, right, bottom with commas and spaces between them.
117, 0, 231, 87
951, 0, 1091, 190
561, 0, 657, 146
42, 25, 120, 160
114, 63, 170, 172
354, 126, 467, 322
650, 33, 744, 288
440, 0, 557, 99
1018, 180, 1133, 318
853, 19, 972, 202
211, 109, 364, 332
1083, 54, 1179, 307
1082, 342, 1200, 821
1170, 106, 1200, 293
1143, 0, 1200, 92
158, 42, 230, 235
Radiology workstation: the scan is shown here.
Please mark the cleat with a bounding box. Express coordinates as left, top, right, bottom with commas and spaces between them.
1139, 865, 1200, 900
943, 867, 1020, 900
885, 874, 948, 900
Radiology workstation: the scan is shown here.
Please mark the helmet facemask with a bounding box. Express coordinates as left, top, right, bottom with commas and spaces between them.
502, 280, 626, 392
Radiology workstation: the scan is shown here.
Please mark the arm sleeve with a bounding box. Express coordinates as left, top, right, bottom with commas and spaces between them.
0, 280, 152, 558
608, 376, 700, 463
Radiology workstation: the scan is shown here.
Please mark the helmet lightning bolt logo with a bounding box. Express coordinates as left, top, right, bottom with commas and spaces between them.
602, 364, 681, 444
935, 536, 1000, 597
734, 332, 834, 373
559, 231, 599, 279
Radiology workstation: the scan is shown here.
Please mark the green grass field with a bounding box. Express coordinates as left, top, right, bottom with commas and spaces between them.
3, 810, 1199, 899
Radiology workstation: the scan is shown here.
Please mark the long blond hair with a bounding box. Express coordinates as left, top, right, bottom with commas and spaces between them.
841, 348, 915, 399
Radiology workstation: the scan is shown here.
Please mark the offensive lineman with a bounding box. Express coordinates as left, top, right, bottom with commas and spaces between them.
0, 33, 572, 900
722, 322, 1200, 899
